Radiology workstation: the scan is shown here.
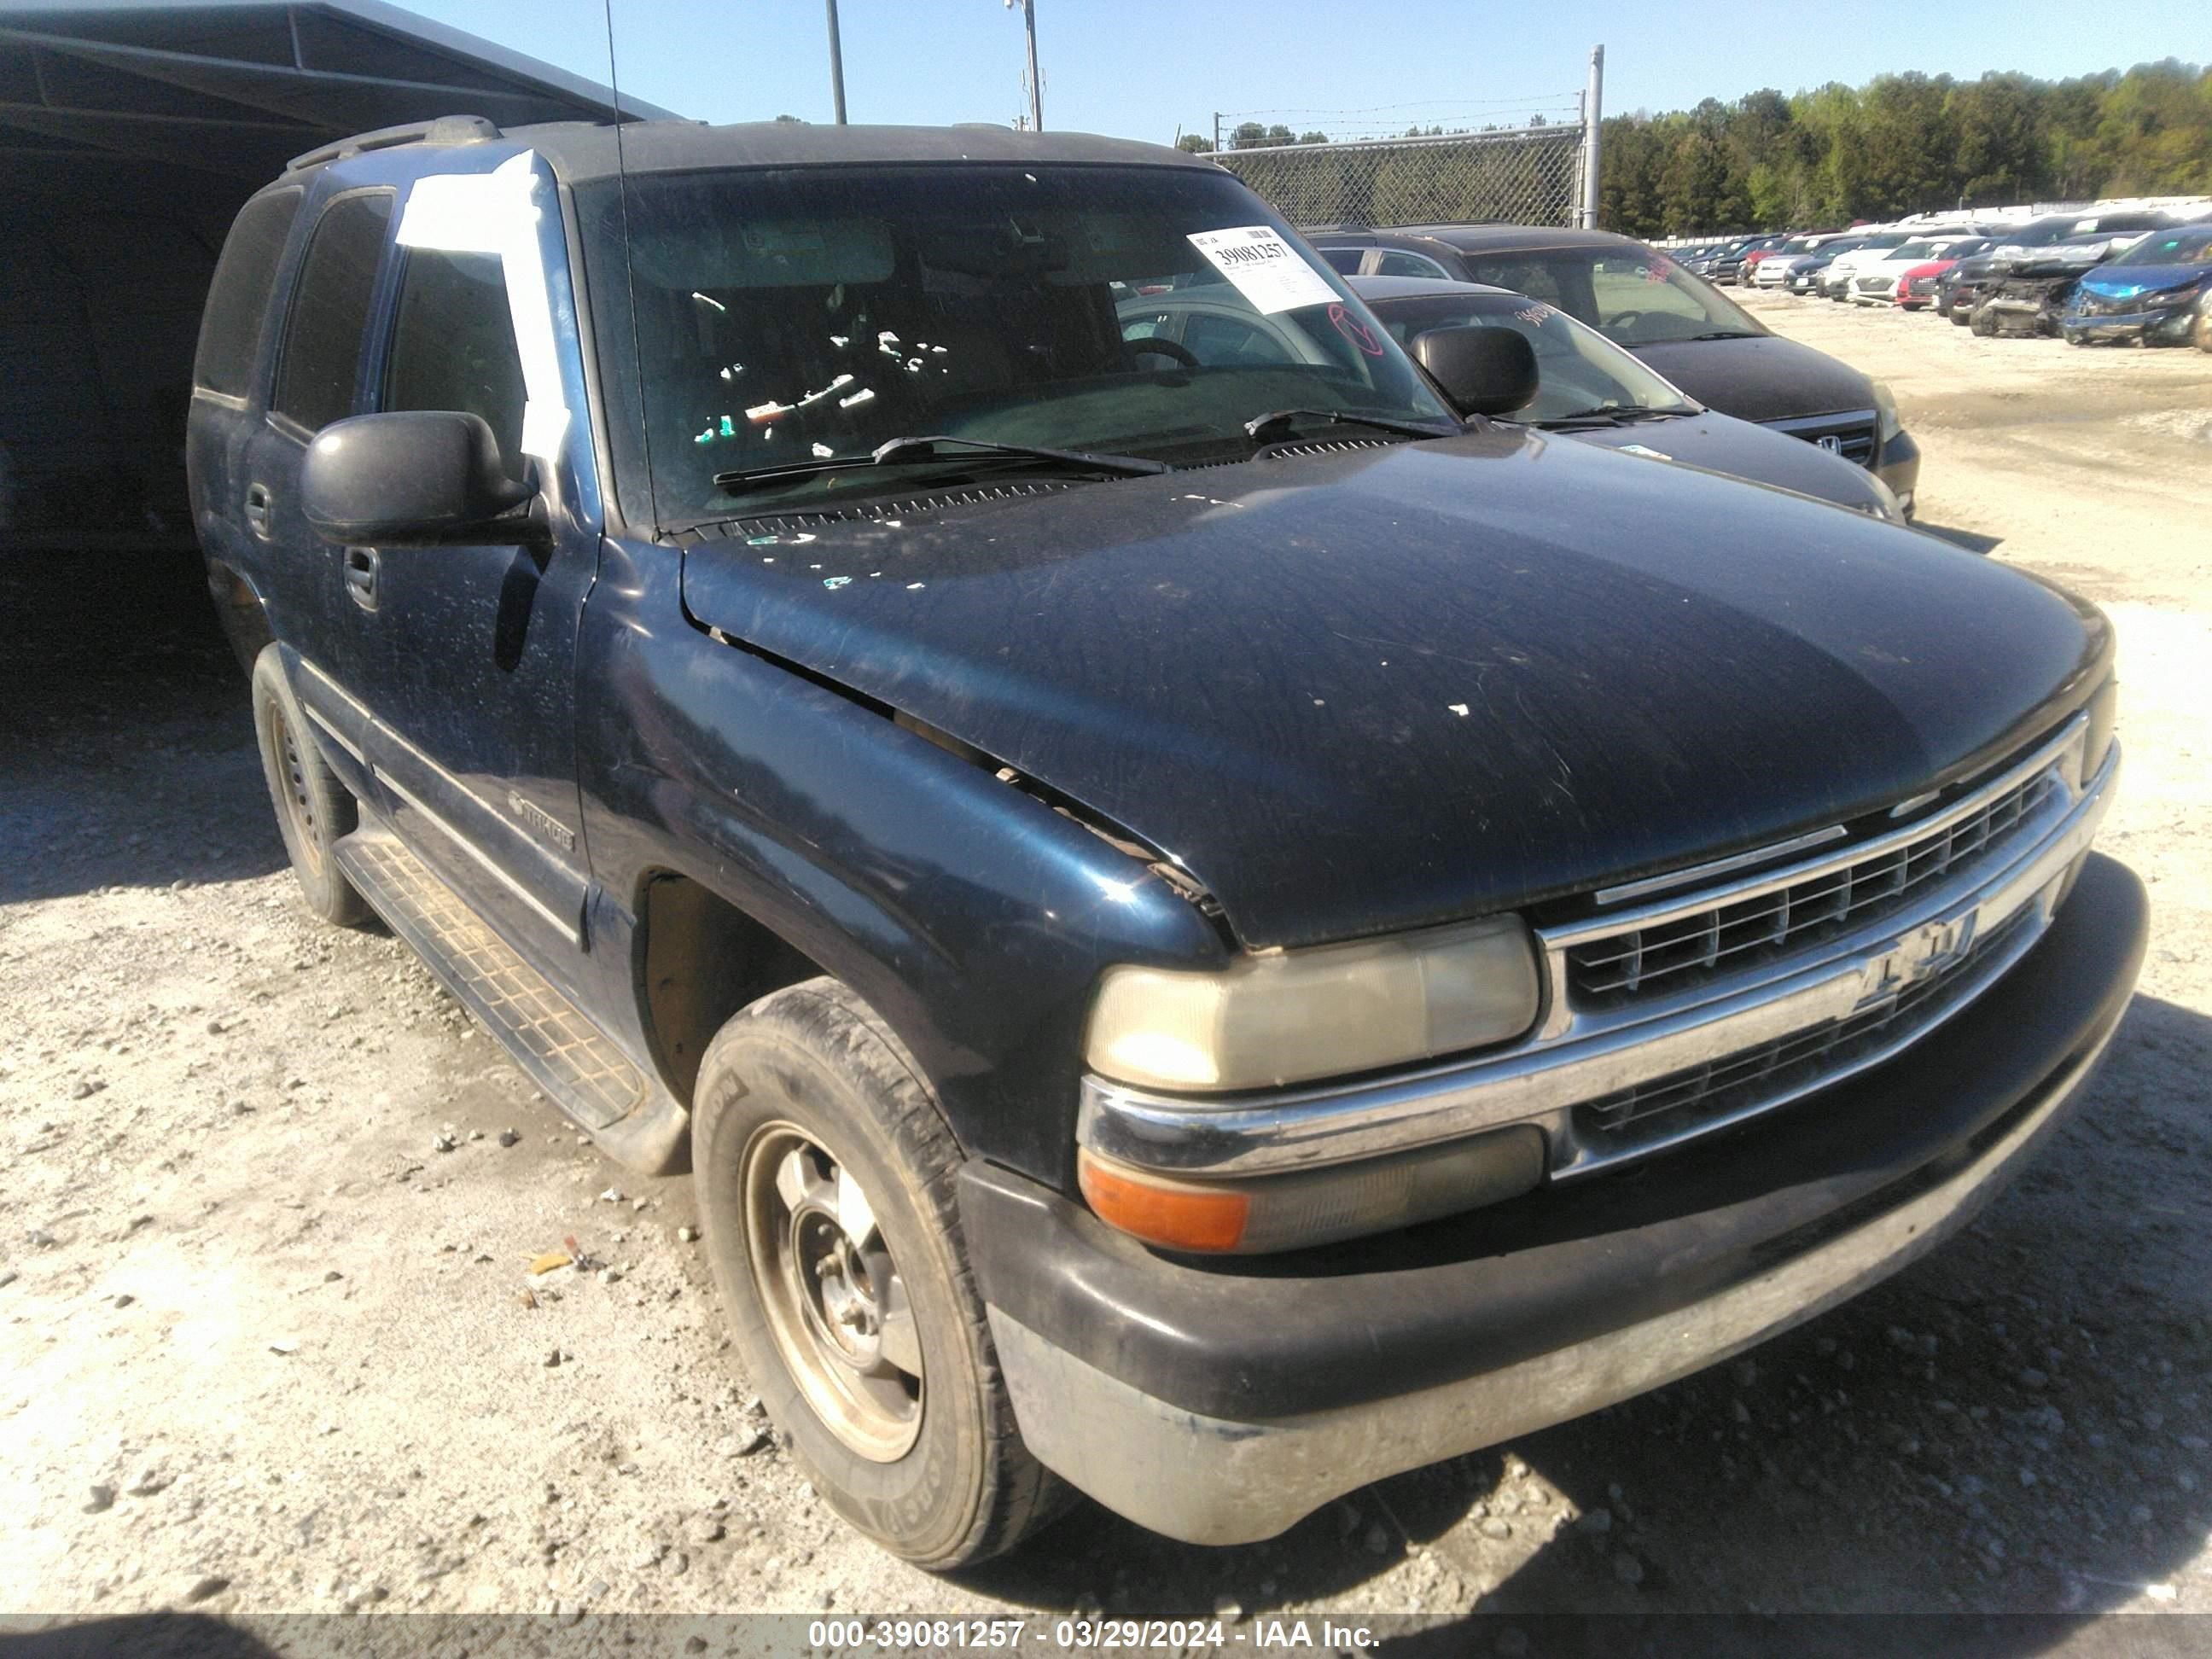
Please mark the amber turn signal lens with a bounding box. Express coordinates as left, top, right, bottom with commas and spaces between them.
1078, 1152, 1250, 1253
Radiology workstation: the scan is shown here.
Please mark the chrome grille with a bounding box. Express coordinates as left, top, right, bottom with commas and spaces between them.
1577, 905, 2035, 1145
1767, 411, 1878, 468
1568, 764, 2061, 1004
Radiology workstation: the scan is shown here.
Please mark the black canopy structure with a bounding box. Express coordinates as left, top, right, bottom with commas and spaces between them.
0, 1, 672, 550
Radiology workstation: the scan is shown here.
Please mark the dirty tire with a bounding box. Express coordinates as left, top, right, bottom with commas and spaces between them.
2196, 300, 2212, 354
250, 644, 368, 927
692, 977, 1068, 1568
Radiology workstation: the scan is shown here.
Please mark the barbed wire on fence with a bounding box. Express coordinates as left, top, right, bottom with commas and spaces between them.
1213, 124, 1586, 230
1206, 98, 1584, 148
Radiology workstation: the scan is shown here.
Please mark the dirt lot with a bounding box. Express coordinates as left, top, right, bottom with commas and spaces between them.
3, 291, 2210, 1647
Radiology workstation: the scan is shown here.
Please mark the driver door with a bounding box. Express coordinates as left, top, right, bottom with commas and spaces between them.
343, 240, 594, 970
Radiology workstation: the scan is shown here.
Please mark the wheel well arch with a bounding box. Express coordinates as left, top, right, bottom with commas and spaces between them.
206, 560, 274, 674
634, 870, 828, 1106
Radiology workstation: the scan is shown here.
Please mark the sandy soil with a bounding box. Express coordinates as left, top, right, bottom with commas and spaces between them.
3, 291, 2209, 1648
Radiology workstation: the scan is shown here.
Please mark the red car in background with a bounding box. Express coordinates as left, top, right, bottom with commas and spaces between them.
1895, 239, 1995, 310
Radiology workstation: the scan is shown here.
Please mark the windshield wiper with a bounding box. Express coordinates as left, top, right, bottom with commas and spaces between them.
1682, 330, 1762, 341
1243, 408, 1459, 444
713, 434, 1166, 495
1544, 403, 1691, 424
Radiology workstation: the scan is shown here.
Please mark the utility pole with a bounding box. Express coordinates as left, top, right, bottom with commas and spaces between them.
824, 0, 847, 125
1213, 111, 1221, 154
1581, 44, 1604, 230
1010, 0, 1042, 132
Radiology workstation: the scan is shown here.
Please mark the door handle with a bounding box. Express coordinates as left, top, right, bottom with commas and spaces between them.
342, 545, 380, 611
243, 481, 273, 539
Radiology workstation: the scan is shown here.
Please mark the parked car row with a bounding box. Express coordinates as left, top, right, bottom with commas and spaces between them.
1681, 210, 2212, 349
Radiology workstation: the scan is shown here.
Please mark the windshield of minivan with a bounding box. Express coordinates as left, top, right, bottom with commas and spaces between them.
1447, 245, 1767, 346
1363, 293, 1695, 422
575, 165, 1452, 527
2108, 224, 2212, 267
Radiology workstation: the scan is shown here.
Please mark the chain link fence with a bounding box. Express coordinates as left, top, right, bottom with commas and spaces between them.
1213, 125, 1589, 230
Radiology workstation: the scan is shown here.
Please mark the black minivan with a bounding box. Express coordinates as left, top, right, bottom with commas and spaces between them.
1311, 224, 1920, 513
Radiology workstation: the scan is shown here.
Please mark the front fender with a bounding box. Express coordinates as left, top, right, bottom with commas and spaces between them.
574, 537, 1226, 1188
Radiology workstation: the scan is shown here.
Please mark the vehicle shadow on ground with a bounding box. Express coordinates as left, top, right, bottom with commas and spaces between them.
0, 550, 286, 904
963, 992, 2212, 1633
0, 1613, 279, 1658
1917, 522, 2005, 556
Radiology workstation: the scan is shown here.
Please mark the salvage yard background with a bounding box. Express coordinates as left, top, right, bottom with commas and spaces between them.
2, 289, 2209, 1636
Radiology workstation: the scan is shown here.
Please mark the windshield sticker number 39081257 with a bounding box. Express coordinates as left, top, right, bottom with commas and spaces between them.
1186, 226, 1341, 314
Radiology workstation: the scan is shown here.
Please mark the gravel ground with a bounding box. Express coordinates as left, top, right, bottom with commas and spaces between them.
2, 291, 2209, 1646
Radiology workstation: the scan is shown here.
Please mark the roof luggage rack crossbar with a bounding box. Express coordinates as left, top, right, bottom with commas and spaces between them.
288, 114, 504, 172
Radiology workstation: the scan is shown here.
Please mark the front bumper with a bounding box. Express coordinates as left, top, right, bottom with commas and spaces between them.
1876, 428, 1919, 511
963, 853, 2145, 1545
2060, 304, 2197, 345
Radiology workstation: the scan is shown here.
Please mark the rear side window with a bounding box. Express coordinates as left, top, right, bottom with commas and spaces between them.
1373, 250, 1452, 279
195, 191, 301, 398
273, 191, 393, 433
382, 248, 527, 478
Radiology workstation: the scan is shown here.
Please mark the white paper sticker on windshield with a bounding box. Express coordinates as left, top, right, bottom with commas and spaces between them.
1186, 226, 1339, 314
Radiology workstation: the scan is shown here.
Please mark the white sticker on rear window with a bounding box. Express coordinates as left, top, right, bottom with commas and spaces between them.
1186, 226, 1339, 314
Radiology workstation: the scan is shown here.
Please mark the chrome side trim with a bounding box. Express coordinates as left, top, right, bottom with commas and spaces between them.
1079, 733, 2114, 1180
300, 655, 525, 834
1595, 823, 1846, 905
372, 764, 581, 947
298, 655, 373, 721
300, 701, 364, 765
1011, 1022, 2117, 1546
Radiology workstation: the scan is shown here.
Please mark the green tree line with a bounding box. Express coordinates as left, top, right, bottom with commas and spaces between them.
1598, 59, 2212, 237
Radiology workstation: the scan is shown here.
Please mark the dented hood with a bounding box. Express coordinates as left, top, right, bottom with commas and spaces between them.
678, 432, 2106, 949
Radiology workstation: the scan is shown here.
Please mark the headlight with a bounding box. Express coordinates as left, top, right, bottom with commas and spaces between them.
1872, 380, 1903, 443
1085, 915, 1540, 1093
2145, 280, 2209, 309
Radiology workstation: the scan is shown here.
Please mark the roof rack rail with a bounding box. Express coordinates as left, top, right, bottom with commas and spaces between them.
288, 114, 503, 173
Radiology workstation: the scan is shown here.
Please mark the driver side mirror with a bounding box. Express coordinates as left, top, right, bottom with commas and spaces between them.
1412, 327, 1540, 419
302, 410, 539, 546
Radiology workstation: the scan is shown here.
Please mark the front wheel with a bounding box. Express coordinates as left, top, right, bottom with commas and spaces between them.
2195, 301, 2212, 354
692, 978, 1066, 1567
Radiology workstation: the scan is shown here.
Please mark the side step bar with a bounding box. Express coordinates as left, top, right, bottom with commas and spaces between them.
334, 825, 688, 1172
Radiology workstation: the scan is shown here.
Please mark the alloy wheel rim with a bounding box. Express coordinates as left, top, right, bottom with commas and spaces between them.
741, 1121, 923, 1461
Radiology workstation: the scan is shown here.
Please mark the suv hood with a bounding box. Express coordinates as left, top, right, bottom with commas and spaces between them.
678, 434, 2105, 949
1627, 333, 1873, 424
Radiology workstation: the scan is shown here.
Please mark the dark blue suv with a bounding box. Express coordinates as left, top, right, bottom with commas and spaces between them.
189, 114, 2141, 1567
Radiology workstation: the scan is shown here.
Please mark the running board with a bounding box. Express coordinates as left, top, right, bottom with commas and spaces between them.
334, 826, 689, 1172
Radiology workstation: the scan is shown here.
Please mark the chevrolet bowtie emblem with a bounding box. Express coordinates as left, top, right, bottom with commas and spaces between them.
1865, 913, 1976, 1003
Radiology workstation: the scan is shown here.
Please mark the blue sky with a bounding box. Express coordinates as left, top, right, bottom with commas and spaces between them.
406, 0, 2202, 141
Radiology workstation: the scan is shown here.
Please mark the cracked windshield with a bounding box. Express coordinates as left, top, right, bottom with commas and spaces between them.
576, 164, 1454, 527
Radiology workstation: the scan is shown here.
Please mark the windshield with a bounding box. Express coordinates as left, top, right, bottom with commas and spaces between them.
2109, 225, 2212, 267
575, 164, 1450, 527
1362, 293, 1696, 422
1441, 245, 1766, 346
1891, 241, 1941, 260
